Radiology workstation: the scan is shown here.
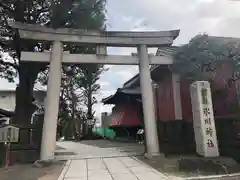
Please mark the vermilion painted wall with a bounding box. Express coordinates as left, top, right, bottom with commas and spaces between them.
180, 79, 193, 121
110, 104, 141, 126
178, 62, 238, 121
109, 63, 239, 126
155, 75, 175, 121
210, 63, 238, 116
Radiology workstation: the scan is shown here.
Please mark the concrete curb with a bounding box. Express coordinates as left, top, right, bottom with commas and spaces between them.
57, 160, 71, 180
183, 173, 240, 180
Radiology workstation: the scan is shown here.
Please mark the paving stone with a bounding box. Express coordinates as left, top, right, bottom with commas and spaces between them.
118, 157, 143, 167
56, 140, 144, 160
135, 171, 169, 180
104, 158, 130, 174
55, 141, 169, 180
130, 166, 154, 173
65, 160, 87, 178
108, 167, 130, 174
88, 169, 110, 177
88, 174, 113, 180
87, 159, 106, 170
64, 170, 87, 179
64, 178, 86, 180
112, 173, 138, 180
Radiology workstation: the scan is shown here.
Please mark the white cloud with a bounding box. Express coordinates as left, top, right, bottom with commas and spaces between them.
115, 66, 138, 81
99, 0, 240, 117
3, 0, 240, 120
107, 0, 240, 44
122, 16, 134, 23
99, 81, 111, 89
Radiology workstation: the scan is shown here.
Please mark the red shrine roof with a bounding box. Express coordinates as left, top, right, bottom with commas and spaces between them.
102, 86, 141, 105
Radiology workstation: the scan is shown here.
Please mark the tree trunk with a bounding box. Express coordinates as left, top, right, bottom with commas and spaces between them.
84, 84, 93, 137
12, 1, 39, 128
12, 63, 38, 143
87, 84, 92, 119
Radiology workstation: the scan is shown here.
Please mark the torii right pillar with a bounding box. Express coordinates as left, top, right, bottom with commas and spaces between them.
138, 44, 160, 157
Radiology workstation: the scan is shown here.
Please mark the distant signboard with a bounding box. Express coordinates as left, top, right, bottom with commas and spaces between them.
190, 81, 219, 157
0, 125, 19, 142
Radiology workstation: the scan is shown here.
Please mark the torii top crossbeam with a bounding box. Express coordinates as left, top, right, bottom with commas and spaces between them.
11, 22, 179, 47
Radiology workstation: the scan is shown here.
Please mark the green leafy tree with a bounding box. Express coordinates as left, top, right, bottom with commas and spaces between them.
80, 64, 107, 135
81, 65, 107, 119
173, 34, 240, 112
57, 65, 85, 139
37, 0, 107, 138
0, 0, 106, 129
0, 0, 52, 126
39, 63, 108, 138
173, 34, 240, 82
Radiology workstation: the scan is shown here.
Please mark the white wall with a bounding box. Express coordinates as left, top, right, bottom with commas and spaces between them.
0, 90, 46, 112
0, 91, 16, 111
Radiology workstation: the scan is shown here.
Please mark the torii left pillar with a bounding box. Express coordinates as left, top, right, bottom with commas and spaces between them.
40, 41, 63, 161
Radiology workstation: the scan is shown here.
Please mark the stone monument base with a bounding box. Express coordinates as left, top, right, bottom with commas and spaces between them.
144, 152, 165, 159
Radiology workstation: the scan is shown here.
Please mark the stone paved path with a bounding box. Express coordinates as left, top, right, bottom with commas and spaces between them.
55, 140, 144, 160
58, 157, 170, 180
55, 140, 240, 180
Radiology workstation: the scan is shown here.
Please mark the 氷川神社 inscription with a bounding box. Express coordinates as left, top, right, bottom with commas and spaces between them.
190, 81, 219, 157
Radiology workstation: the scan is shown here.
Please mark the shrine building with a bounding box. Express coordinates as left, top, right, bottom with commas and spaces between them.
102, 38, 240, 154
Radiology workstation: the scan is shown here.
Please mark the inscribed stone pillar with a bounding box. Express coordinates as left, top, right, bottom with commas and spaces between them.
190, 81, 219, 157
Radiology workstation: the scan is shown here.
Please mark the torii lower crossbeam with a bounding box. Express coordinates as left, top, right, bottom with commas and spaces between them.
21, 51, 173, 65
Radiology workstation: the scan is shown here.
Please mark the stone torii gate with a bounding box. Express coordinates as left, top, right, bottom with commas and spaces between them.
11, 22, 179, 161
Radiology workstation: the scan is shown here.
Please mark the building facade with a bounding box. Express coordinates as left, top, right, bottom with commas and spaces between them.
0, 89, 46, 125
102, 41, 240, 128
0, 89, 46, 112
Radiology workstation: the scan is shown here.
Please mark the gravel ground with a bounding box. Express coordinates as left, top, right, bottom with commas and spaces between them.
0, 160, 65, 180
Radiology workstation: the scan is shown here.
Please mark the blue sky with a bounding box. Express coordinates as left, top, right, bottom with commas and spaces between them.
1, 0, 240, 119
